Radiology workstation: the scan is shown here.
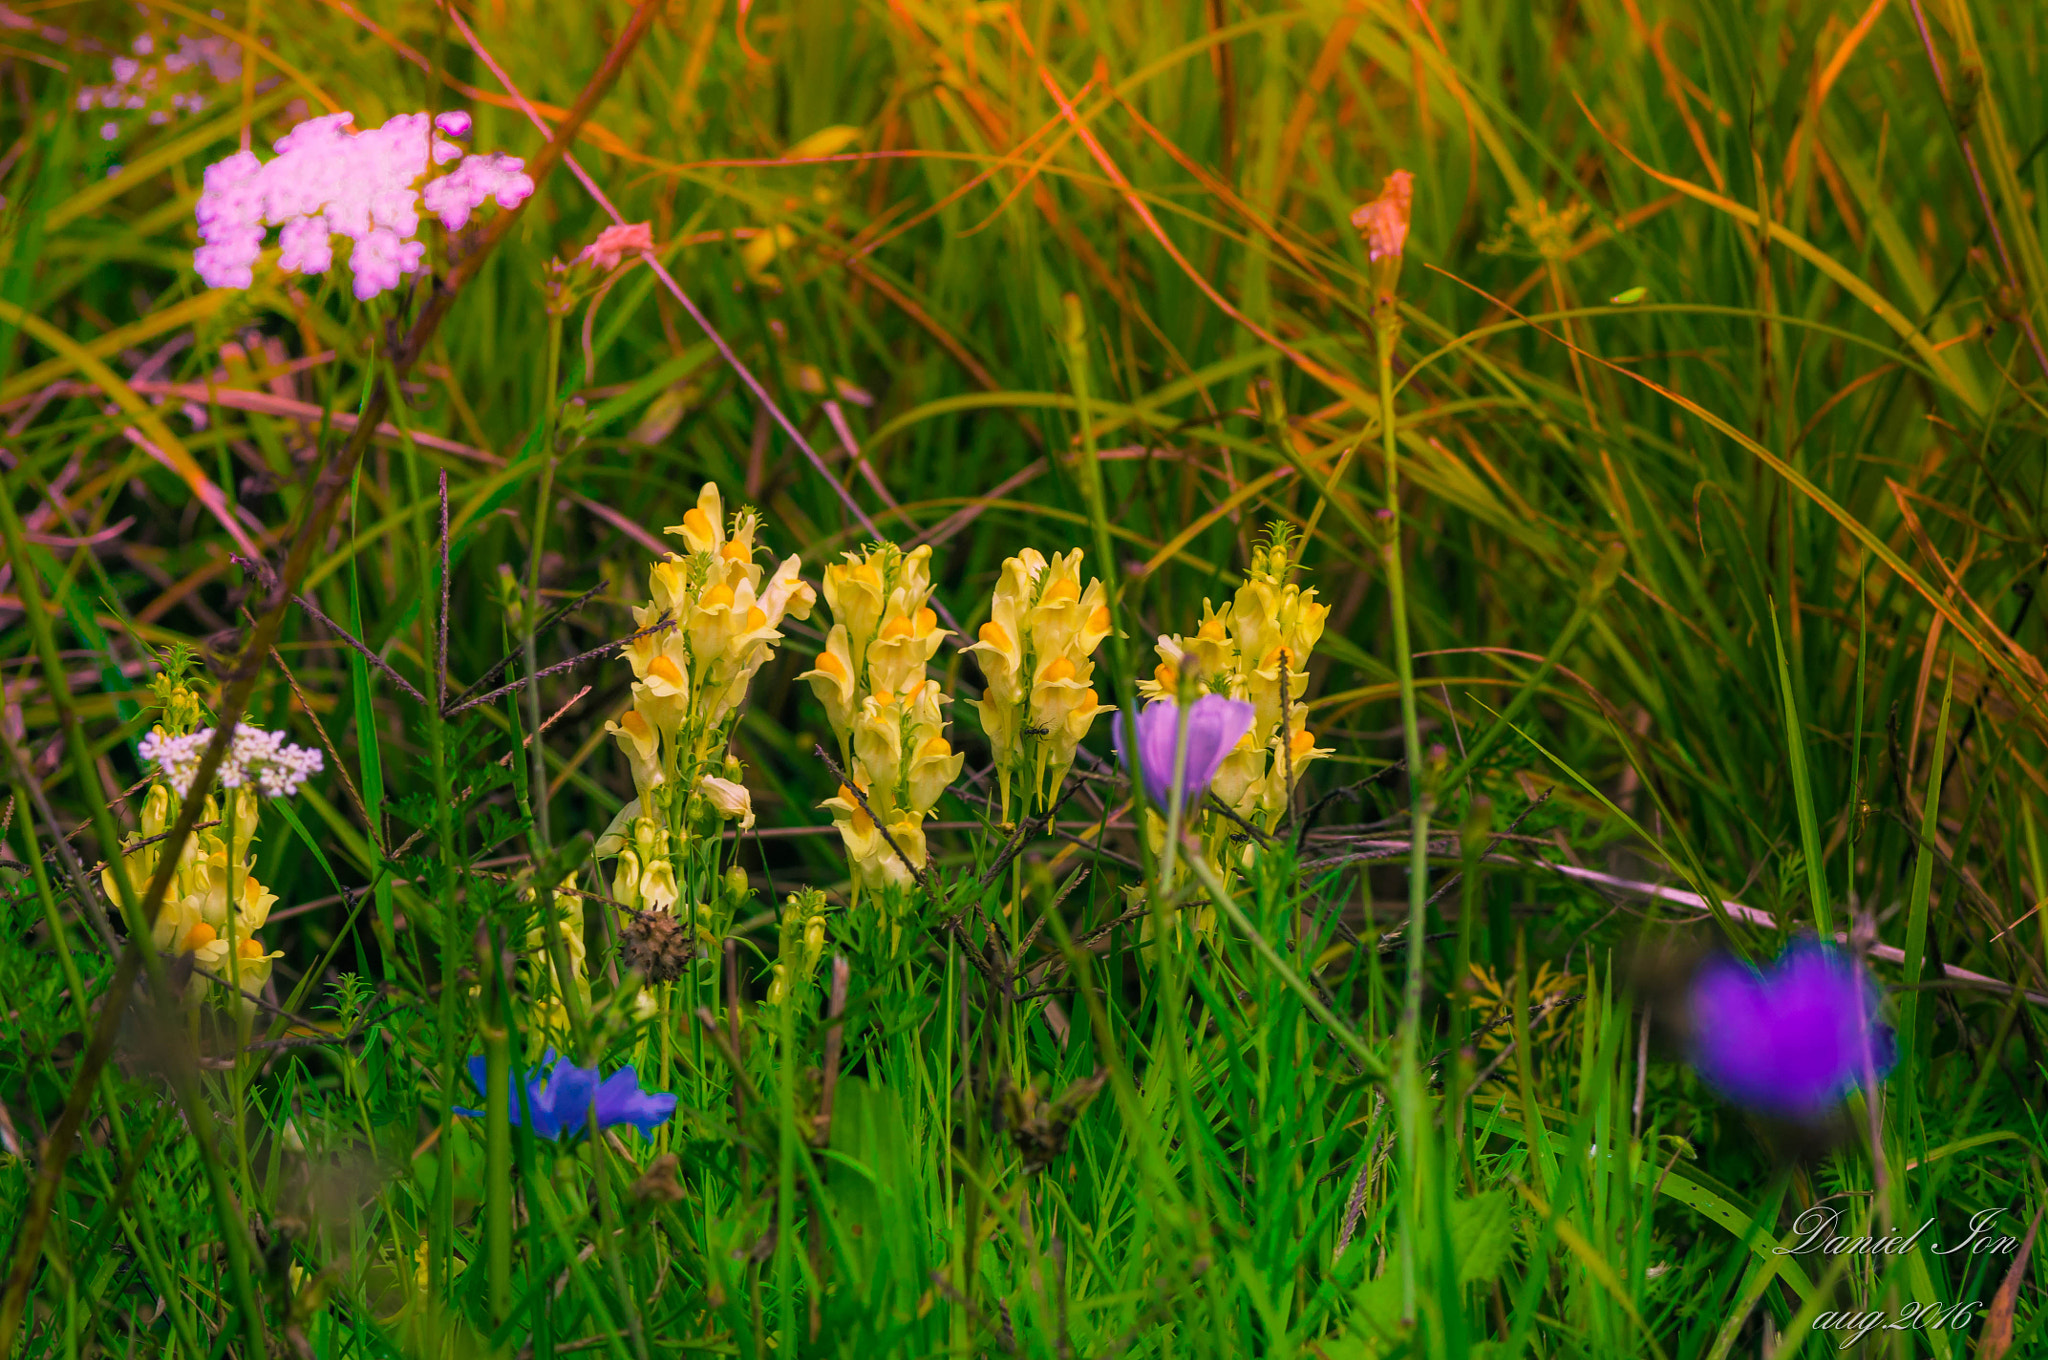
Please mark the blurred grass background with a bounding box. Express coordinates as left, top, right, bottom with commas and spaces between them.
1, 0, 2046, 1356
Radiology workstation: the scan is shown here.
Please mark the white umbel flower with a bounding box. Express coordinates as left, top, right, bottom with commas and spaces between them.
137, 724, 324, 799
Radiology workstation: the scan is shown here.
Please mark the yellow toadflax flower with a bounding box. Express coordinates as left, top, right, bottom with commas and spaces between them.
602, 481, 813, 965
698, 773, 756, 831
117, 781, 286, 1015
1137, 526, 1334, 851
961, 548, 1114, 822
617, 481, 815, 770
803, 542, 964, 904
802, 542, 945, 765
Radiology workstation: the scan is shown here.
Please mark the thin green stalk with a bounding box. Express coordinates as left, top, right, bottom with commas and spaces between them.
775, 978, 798, 1360
1769, 602, 1833, 940
1377, 285, 1434, 1330
526, 313, 566, 853
483, 956, 513, 1324
1900, 665, 1955, 1087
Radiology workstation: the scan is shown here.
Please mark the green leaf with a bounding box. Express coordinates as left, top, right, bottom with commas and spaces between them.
1451, 1190, 1514, 1286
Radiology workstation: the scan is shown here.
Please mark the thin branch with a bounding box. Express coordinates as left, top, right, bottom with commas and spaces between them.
443, 612, 667, 718
261, 626, 375, 842
289, 582, 427, 704
444, 580, 608, 711
1423, 788, 1552, 908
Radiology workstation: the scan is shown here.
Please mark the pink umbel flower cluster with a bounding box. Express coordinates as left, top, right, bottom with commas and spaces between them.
194, 110, 534, 300
138, 724, 325, 799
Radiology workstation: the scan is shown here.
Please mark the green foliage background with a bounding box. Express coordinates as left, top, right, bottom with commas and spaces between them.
0, 0, 2045, 1356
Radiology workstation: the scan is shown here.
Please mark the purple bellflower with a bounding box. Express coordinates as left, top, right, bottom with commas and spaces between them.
1112, 694, 1256, 812
1686, 939, 1897, 1119
455, 1049, 677, 1140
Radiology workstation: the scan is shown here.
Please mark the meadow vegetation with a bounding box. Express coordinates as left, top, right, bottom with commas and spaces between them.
1, 1, 2045, 1357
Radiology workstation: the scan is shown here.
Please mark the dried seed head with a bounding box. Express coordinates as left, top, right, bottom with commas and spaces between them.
619, 908, 694, 985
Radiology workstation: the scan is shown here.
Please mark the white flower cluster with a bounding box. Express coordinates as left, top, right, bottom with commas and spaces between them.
138, 724, 325, 799
194, 110, 534, 300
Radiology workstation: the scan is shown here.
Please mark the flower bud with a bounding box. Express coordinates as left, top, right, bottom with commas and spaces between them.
612, 848, 643, 912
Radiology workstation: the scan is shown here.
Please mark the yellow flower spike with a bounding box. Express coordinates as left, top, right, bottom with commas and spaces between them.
639, 856, 680, 912
802, 911, 827, 971
1212, 729, 1268, 814
141, 782, 171, 838
605, 707, 665, 797
877, 816, 929, 889
907, 733, 965, 815
964, 547, 1111, 819
632, 668, 690, 739
864, 602, 945, 695
235, 874, 279, 933
646, 559, 691, 618
810, 540, 958, 884
799, 625, 861, 752
664, 483, 726, 556
758, 557, 817, 627
820, 783, 888, 896
851, 694, 907, 821
822, 557, 886, 665
964, 617, 1024, 784
1081, 603, 1112, 653
825, 783, 874, 835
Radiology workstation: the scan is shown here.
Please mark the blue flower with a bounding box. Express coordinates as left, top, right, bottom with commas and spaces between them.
1686, 940, 1897, 1119
454, 1049, 677, 1140
1111, 695, 1256, 812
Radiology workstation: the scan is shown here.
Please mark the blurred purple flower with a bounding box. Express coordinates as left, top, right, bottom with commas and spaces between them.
1112, 695, 1255, 812
1686, 940, 1896, 1119
455, 1049, 676, 1140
